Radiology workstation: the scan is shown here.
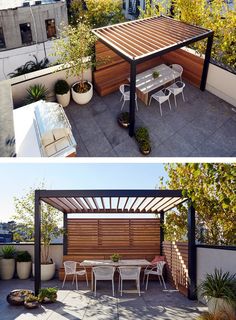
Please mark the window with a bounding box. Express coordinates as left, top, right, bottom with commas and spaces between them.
0, 27, 6, 48
45, 19, 56, 39
20, 23, 33, 44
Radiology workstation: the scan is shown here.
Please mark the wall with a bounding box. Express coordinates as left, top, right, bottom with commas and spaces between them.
0, 243, 63, 271
0, 2, 68, 50
197, 246, 236, 288
206, 63, 236, 107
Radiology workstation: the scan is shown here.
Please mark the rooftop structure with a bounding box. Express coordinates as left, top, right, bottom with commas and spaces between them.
0, 0, 64, 10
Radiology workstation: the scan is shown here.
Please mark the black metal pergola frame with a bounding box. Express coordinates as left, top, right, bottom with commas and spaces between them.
34, 189, 197, 299
92, 15, 214, 137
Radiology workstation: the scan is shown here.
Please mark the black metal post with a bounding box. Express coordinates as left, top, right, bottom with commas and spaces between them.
63, 213, 68, 255
34, 190, 41, 295
160, 211, 164, 256
187, 200, 197, 300
200, 33, 214, 91
129, 61, 136, 137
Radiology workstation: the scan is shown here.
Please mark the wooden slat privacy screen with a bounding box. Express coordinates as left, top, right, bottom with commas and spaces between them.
162, 241, 189, 297
67, 218, 160, 259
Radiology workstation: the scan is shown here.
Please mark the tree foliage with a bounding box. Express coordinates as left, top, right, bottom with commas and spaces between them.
69, 0, 125, 28
160, 163, 236, 245
13, 185, 64, 264
139, 0, 169, 18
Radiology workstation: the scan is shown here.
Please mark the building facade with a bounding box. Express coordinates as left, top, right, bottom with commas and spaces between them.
122, 0, 145, 19
0, 0, 68, 51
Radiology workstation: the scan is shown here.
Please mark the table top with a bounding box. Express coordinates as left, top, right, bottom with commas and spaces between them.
135, 64, 180, 94
80, 259, 151, 267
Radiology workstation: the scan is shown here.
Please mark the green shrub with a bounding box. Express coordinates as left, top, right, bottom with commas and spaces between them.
26, 84, 48, 104
55, 80, 70, 95
16, 251, 32, 262
135, 127, 150, 143
1, 245, 15, 259
38, 288, 58, 303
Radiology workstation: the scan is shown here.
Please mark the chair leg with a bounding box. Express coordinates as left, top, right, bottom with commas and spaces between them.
72, 274, 75, 285
142, 272, 146, 284
120, 94, 124, 101
149, 96, 152, 106
137, 280, 141, 296
161, 275, 167, 289
159, 102, 163, 117
75, 274, 78, 290
174, 95, 177, 107
121, 100, 126, 111
120, 279, 123, 296
85, 272, 88, 287
135, 99, 138, 111
62, 274, 67, 288
112, 279, 114, 297
94, 279, 97, 297
145, 274, 149, 291
182, 91, 185, 102
168, 99, 172, 111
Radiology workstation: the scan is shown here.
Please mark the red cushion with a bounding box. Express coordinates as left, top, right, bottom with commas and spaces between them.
151, 255, 165, 265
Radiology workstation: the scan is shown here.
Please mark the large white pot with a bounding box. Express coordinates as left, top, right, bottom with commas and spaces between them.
56, 91, 70, 107
17, 261, 31, 280
71, 81, 93, 105
32, 262, 55, 281
208, 297, 235, 315
0, 258, 15, 280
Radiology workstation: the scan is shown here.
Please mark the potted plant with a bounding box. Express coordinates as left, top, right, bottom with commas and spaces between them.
198, 269, 236, 315
26, 84, 48, 104
152, 71, 160, 79
0, 245, 16, 280
24, 294, 39, 309
117, 112, 130, 128
16, 251, 32, 280
54, 79, 70, 107
52, 23, 97, 105
6, 289, 33, 306
38, 287, 58, 304
134, 127, 151, 155
111, 253, 121, 262
13, 184, 64, 281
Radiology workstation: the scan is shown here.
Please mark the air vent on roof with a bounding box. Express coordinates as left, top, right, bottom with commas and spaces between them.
35, 0, 42, 5
23, 1, 30, 6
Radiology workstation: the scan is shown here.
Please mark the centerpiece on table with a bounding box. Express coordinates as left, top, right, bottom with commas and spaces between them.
111, 253, 121, 262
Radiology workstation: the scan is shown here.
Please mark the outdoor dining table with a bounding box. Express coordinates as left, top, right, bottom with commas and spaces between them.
131, 63, 181, 105
80, 259, 151, 290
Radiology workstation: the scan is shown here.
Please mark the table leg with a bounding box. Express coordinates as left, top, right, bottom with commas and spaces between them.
91, 268, 93, 291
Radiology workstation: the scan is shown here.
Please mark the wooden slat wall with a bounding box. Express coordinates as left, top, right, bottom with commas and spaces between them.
59, 218, 160, 280
93, 41, 204, 96
162, 241, 189, 297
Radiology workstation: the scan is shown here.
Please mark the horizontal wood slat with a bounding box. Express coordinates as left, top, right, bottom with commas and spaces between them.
162, 241, 189, 297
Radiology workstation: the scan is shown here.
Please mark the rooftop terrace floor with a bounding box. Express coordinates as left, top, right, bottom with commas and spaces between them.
0, 279, 207, 320
65, 83, 236, 157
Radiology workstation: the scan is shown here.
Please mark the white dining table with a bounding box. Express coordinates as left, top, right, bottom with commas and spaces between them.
133, 64, 181, 105
80, 259, 151, 290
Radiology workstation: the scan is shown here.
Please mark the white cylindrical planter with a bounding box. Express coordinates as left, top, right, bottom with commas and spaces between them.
208, 297, 235, 315
0, 258, 15, 280
71, 81, 93, 105
17, 261, 32, 280
56, 92, 70, 107
32, 262, 55, 281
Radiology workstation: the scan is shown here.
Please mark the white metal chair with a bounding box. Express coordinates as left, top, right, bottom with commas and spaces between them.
92, 266, 115, 297
149, 88, 172, 116
62, 261, 88, 290
170, 64, 183, 82
118, 266, 141, 296
167, 81, 185, 107
119, 84, 138, 111
144, 261, 166, 290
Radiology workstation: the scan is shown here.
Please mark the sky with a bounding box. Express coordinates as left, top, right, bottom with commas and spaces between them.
0, 161, 168, 222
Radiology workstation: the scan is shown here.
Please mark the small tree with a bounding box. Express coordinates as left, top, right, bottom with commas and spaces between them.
52, 23, 97, 93
139, 0, 168, 18
70, 0, 125, 28
13, 185, 64, 264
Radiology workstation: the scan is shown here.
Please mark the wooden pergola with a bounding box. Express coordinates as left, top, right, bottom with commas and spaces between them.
34, 189, 196, 300
93, 15, 214, 136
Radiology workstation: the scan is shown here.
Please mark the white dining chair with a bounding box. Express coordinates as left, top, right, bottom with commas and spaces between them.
149, 88, 172, 116
170, 64, 183, 82
167, 81, 185, 107
92, 266, 116, 297
62, 261, 88, 290
144, 261, 166, 290
118, 266, 141, 296
119, 84, 138, 111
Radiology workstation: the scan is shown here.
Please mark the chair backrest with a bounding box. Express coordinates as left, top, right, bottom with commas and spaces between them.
64, 261, 77, 275
118, 266, 141, 280
171, 64, 183, 75
151, 255, 165, 265
176, 81, 185, 89
156, 261, 166, 275
93, 266, 115, 280
119, 84, 130, 95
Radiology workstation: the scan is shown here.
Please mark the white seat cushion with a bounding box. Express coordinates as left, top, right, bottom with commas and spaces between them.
52, 128, 69, 140
55, 137, 70, 152
41, 131, 54, 147
44, 143, 57, 157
